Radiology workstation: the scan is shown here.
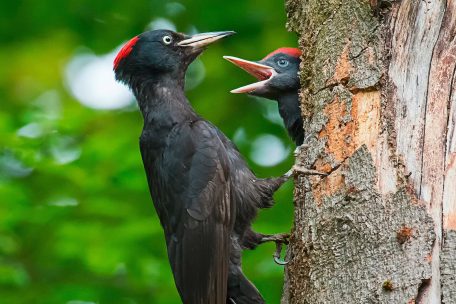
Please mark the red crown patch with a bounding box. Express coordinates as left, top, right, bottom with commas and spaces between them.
263, 47, 302, 60
114, 36, 140, 69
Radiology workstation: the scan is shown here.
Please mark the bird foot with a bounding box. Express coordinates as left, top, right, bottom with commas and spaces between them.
273, 242, 288, 265
258, 233, 290, 265
293, 164, 327, 176
285, 164, 327, 179
259, 233, 289, 245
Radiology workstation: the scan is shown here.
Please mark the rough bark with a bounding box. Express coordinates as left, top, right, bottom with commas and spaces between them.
283, 0, 456, 303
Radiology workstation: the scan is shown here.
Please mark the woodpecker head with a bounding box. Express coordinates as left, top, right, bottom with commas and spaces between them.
114, 30, 235, 86
224, 48, 301, 100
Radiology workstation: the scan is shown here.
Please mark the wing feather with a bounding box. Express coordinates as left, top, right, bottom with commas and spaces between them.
162, 120, 233, 304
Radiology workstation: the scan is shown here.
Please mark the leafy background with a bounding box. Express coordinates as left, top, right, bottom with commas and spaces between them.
0, 1, 298, 303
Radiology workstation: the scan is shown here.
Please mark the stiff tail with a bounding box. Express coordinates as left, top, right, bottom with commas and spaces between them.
227, 270, 265, 304
227, 239, 265, 304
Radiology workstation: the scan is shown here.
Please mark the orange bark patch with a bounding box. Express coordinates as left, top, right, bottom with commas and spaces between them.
396, 226, 413, 244
353, 91, 381, 154
444, 153, 456, 230
319, 96, 355, 164
318, 90, 381, 167
314, 91, 380, 201
445, 213, 456, 230
312, 41, 381, 203
312, 166, 345, 205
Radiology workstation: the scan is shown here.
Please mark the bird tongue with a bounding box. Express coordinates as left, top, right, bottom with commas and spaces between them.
223, 56, 276, 93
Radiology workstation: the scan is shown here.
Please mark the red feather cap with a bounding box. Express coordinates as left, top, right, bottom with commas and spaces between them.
263, 47, 302, 60
114, 36, 140, 69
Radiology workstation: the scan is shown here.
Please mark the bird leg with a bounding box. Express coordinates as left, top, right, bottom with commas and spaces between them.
285, 141, 327, 178
256, 233, 290, 265
284, 164, 327, 179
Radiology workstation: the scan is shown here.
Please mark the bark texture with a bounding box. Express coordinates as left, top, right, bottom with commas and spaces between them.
283, 0, 456, 303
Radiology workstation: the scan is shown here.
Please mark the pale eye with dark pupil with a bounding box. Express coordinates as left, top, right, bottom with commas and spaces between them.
277, 59, 289, 67
163, 36, 172, 45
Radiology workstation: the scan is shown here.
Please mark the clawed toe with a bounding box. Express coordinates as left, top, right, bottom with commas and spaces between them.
257, 233, 290, 265
292, 164, 327, 177
273, 242, 288, 265
260, 233, 289, 244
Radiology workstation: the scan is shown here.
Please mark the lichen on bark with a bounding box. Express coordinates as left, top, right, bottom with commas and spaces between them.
282, 0, 437, 302
284, 145, 435, 303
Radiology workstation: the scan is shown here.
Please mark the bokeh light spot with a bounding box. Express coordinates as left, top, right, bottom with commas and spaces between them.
50, 136, 81, 164
17, 123, 44, 138
250, 134, 290, 167
65, 49, 134, 110
147, 18, 176, 31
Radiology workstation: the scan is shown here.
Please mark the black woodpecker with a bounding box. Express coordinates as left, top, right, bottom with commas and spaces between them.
224, 48, 304, 146
114, 30, 298, 304
224, 48, 326, 188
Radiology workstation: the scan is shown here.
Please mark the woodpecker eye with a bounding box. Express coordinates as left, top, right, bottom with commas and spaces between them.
163, 35, 173, 45
277, 59, 289, 67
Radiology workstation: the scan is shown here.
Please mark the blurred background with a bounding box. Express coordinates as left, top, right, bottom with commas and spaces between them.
0, 0, 298, 303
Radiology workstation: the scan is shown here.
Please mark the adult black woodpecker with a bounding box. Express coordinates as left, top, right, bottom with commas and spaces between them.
113, 30, 293, 304
224, 48, 304, 146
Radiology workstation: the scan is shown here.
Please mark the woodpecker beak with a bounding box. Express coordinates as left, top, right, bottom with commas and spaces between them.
223, 56, 277, 94
178, 31, 235, 48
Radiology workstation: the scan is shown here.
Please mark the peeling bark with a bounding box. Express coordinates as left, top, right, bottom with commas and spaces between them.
283, 0, 455, 303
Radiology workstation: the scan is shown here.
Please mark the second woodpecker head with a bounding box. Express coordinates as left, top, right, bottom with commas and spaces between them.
113, 30, 235, 87
224, 48, 301, 100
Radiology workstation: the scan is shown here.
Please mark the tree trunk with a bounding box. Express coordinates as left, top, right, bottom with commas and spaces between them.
282, 0, 456, 303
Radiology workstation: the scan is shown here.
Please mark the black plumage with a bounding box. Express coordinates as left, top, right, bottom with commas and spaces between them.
224, 48, 304, 145
114, 30, 290, 304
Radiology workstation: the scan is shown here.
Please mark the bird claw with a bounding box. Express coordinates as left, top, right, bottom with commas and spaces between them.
257, 233, 290, 265
259, 233, 290, 265
273, 242, 288, 265
292, 164, 327, 176
285, 165, 327, 179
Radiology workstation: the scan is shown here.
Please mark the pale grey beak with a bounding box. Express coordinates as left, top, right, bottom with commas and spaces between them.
177, 31, 236, 48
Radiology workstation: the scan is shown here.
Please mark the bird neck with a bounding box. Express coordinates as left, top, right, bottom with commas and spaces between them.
132, 75, 198, 129
277, 91, 304, 145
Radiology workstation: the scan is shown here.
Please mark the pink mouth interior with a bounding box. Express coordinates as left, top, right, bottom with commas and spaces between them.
244, 66, 272, 81
223, 56, 276, 94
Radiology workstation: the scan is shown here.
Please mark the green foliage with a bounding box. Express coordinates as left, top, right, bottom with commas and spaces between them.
0, 1, 297, 303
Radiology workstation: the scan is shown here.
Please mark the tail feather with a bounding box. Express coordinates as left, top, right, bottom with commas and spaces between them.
227, 239, 265, 304
227, 271, 265, 304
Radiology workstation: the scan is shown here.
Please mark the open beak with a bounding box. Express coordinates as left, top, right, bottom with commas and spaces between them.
177, 31, 235, 48
223, 56, 277, 93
